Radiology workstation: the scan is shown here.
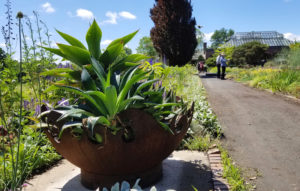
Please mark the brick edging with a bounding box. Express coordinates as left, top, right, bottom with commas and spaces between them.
208, 148, 231, 191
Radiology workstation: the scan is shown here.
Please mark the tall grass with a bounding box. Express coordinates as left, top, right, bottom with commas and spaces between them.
226, 67, 300, 98
161, 65, 222, 137
266, 46, 300, 69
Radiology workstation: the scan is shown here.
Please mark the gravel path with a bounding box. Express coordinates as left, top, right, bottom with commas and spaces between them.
201, 76, 300, 191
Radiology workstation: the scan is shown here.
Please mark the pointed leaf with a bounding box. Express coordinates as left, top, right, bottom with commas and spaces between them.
86, 91, 109, 116
57, 43, 91, 67
104, 86, 118, 117
108, 30, 138, 48
123, 54, 149, 63
119, 66, 139, 91
117, 71, 149, 107
86, 20, 102, 59
153, 103, 180, 109
54, 85, 103, 115
117, 95, 144, 112
81, 68, 97, 91
87, 116, 108, 137
91, 57, 106, 90
42, 46, 68, 59
135, 79, 158, 94
111, 54, 148, 73
159, 121, 174, 134
56, 108, 94, 122
59, 122, 82, 138
99, 43, 123, 68
56, 29, 86, 49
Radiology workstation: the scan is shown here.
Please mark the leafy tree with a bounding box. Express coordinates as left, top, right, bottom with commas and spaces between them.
206, 46, 235, 67
136, 36, 158, 57
211, 28, 234, 49
150, 0, 197, 66
232, 41, 268, 66
124, 47, 132, 55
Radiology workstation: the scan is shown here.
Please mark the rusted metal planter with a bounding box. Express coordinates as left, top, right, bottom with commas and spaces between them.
44, 106, 194, 189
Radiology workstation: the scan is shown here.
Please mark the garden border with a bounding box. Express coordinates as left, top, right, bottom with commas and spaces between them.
208, 148, 231, 191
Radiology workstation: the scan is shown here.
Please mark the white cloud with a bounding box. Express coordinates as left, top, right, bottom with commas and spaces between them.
284, 33, 300, 41
76, 9, 94, 20
101, 40, 112, 46
103, 11, 118, 24
42, 2, 55, 13
204, 32, 214, 42
119, 11, 136, 20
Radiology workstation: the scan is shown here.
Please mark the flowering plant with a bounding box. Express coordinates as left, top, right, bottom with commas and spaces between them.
39, 20, 187, 143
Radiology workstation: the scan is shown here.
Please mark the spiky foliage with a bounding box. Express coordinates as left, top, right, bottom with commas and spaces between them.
150, 0, 197, 66
39, 20, 186, 143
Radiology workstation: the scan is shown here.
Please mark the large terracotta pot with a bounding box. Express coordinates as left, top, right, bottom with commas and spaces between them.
44, 105, 194, 189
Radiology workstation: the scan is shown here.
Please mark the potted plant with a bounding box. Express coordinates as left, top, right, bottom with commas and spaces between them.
39, 20, 194, 189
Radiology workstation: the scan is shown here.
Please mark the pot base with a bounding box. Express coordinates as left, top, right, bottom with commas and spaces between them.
81, 163, 163, 190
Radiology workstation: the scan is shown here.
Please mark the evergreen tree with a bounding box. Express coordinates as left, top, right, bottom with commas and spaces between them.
150, 0, 197, 66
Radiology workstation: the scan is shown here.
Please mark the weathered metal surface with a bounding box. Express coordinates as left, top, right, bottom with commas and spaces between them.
43, 105, 194, 189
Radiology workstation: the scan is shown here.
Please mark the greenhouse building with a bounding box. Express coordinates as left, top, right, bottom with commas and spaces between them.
224, 31, 293, 56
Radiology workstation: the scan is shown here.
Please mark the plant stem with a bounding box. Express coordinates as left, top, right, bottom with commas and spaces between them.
14, 14, 24, 190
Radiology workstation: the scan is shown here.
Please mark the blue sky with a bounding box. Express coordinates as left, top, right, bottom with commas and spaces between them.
1, 0, 300, 55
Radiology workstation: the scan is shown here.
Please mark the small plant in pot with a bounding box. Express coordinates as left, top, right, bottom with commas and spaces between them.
39, 20, 194, 189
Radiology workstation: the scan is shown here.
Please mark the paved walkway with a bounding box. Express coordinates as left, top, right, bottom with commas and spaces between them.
201, 76, 300, 191
24, 151, 213, 191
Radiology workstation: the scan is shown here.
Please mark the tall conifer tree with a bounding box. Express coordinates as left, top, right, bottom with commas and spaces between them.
150, 0, 197, 66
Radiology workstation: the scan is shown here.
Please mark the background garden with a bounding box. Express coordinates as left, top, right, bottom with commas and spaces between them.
1, 0, 299, 190
0, 0, 229, 190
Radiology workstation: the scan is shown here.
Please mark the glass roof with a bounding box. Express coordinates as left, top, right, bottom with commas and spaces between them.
225, 31, 292, 47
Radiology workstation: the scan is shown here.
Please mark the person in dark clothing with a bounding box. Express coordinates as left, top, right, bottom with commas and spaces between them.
220, 53, 227, 80
216, 53, 221, 78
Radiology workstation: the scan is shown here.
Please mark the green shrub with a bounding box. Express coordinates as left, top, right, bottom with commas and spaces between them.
161, 65, 222, 137
232, 41, 268, 67
206, 46, 235, 68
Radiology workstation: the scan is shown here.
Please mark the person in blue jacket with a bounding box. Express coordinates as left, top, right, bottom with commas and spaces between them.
220, 53, 227, 80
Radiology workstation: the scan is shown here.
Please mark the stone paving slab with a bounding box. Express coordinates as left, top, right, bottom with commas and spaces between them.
24, 151, 213, 191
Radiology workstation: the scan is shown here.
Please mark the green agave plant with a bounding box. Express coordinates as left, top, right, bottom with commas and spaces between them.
39, 20, 186, 143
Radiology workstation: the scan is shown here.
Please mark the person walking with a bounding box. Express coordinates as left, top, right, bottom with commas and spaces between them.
220, 53, 227, 80
216, 53, 221, 78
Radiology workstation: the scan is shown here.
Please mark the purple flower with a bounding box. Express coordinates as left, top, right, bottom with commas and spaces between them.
34, 105, 41, 116
149, 58, 153, 65
23, 100, 30, 110
57, 63, 63, 68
